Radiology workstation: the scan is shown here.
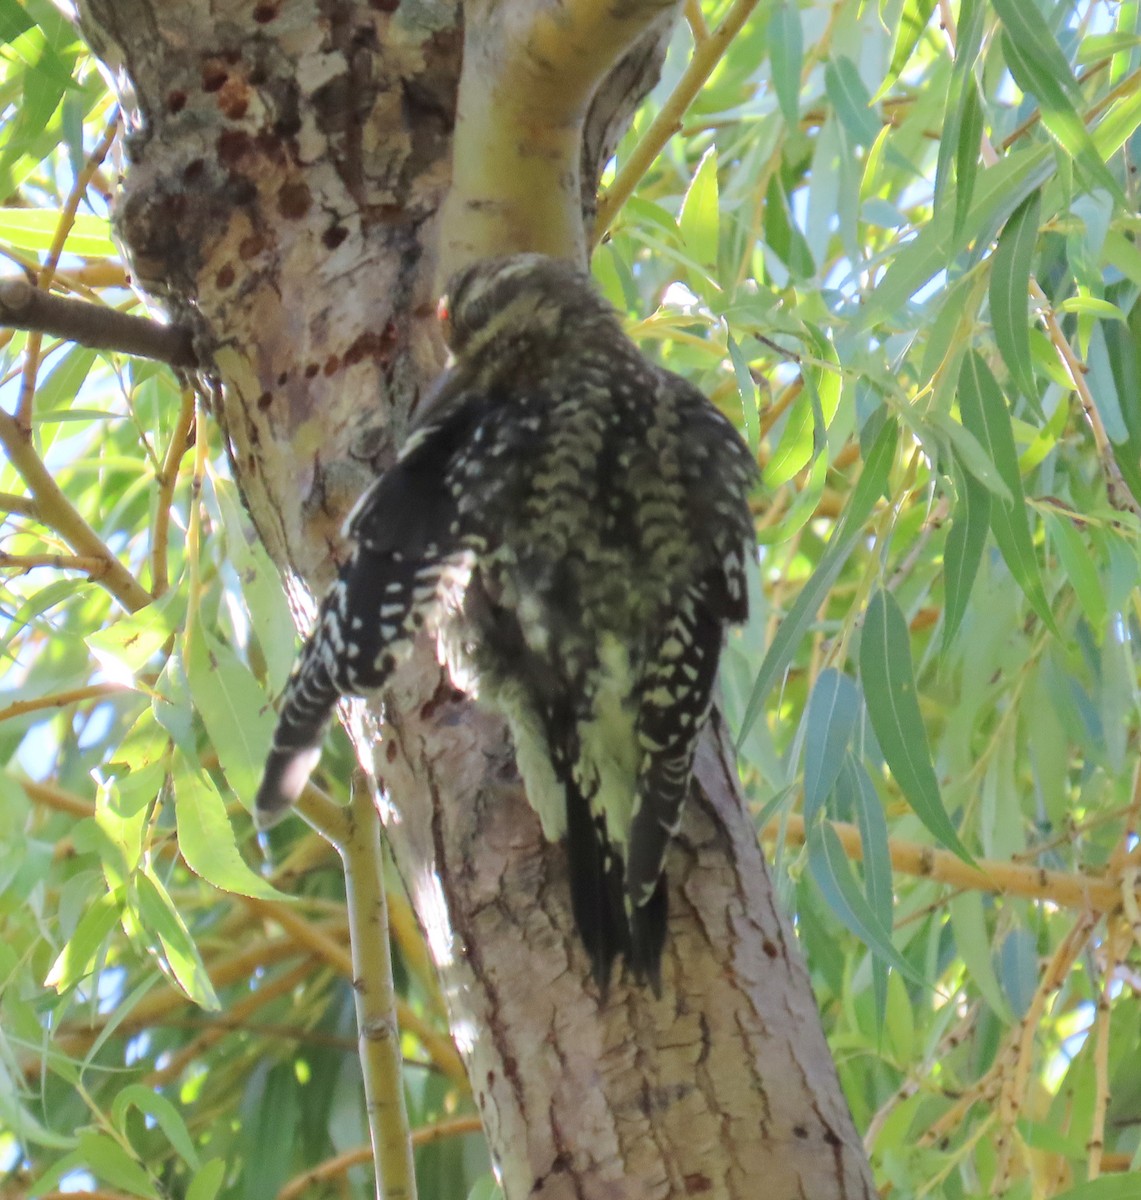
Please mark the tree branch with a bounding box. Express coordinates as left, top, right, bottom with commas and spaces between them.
0, 279, 196, 369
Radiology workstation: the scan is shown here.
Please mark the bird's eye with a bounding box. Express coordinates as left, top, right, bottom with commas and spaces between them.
436, 294, 452, 340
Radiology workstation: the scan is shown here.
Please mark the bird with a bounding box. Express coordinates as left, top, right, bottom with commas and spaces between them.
256, 253, 758, 992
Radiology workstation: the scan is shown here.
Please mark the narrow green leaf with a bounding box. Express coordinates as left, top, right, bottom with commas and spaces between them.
113, 1085, 200, 1170
859, 589, 971, 859
172, 751, 285, 901
44, 888, 121, 991
942, 462, 991, 652
187, 1159, 228, 1200
1045, 511, 1107, 634
878, 0, 936, 99
726, 330, 759, 453
995, 22, 1124, 203
854, 144, 1054, 331
736, 418, 898, 744
989, 189, 1041, 403
769, 0, 803, 128
1042, 1175, 1141, 1200
926, 409, 1013, 503
825, 56, 880, 147
0, 208, 115, 256
765, 390, 813, 486
77, 1130, 159, 1199
802, 670, 860, 824
678, 145, 719, 268
954, 77, 984, 238
949, 892, 1013, 1021
185, 624, 274, 805
957, 353, 1058, 634
133, 870, 220, 1010
806, 822, 923, 985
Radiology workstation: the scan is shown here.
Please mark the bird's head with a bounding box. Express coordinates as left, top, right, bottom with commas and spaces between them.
438, 254, 616, 362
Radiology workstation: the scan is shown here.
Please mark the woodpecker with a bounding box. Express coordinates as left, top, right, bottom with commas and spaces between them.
256, 254, 758, 991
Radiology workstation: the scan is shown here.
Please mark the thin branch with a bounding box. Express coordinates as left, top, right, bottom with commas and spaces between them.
0, 405, 152, 611
765, 814, 1123, 912
151, 385, 196, 596
0, 549, 118, 577
337, 776, 418, 1200
0, 279, 196, 369
0, 682, 131, 723
594, 0, 764, 240
0, 490, 38, 518
276, 1117, 484, 1200
15, 116, 121, 432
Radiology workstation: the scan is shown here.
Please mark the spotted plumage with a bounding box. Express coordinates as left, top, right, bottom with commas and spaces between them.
256, 254, 758, 991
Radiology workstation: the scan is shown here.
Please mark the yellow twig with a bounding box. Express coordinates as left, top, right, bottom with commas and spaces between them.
151, 385, 196, 597
338, 777, 418, 1200
14, 114, 120, 432
764, 814, 1124, 912
0, 683, 131, 723
594, 0, 763, 239
276, 1116, 484, 1200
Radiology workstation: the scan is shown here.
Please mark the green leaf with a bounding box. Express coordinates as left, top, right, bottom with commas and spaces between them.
942, 462, 991, 652
1045, 511, 1107, 634
1045, 1177, 1141, 1200
802, 669, 860, 823
765, 389, 813, 486
678, 145, 719, 269
825, 56, 880, 147
994, 16, 1124, 204
43, 888, 121, 991
736, 418, 898, 745
187, 1159, 228, 1200
949, 891, 1012, 1021
726, 329, 759, 454
769, 0, 803, 128
113, 1085, 200, 1169
953, 75, 984, 238
185, 623, 274, 805
172, 750, 285, 901
77, 1130, 159, 1199
877, 0, 936, 99
989, 189, 1041, 403
0, 208, 116, 256
957, 353, 1058, 634
806, 822, 923, 985
859, 588, 971, 859
133, 869, 220, 1010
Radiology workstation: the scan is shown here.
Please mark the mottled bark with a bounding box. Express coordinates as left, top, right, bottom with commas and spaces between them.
75, 2, 875, 1196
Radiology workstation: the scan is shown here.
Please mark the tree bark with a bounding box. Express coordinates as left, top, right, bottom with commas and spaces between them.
75, 1, 876, 1196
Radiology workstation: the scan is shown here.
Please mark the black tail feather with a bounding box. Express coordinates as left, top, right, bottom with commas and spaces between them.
564, 783, 628, 994
629, 880, 668, 997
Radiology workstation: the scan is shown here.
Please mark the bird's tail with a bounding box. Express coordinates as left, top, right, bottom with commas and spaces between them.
255, 646, 341, 829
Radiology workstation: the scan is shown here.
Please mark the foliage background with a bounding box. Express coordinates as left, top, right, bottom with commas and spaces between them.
1, 0, 1140, 1197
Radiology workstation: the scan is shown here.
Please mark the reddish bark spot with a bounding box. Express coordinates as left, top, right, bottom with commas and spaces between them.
684, 1176, 713, 1194
276, 371, 289, 386
253, 2, 279, 20
218, 78, 250, 121
182, 158, 206, 183
215, 263, 235, 290
239, 233, 266, 260
343, 321, 399, 368
792, 1124, 809, 1139
322, 225, 349, 250
201, 62, 228, 93
762, 938, 779, 959
304, 363, 320, 379
217, 129, 253, 168
277, 180, 312, 219
256, 391, 273, 412
385, 740, 398, 763
166, 90, 187, 114
323, 355, 341, 377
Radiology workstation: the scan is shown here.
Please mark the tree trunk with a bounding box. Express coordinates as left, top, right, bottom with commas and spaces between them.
76, 2, 876, 1196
